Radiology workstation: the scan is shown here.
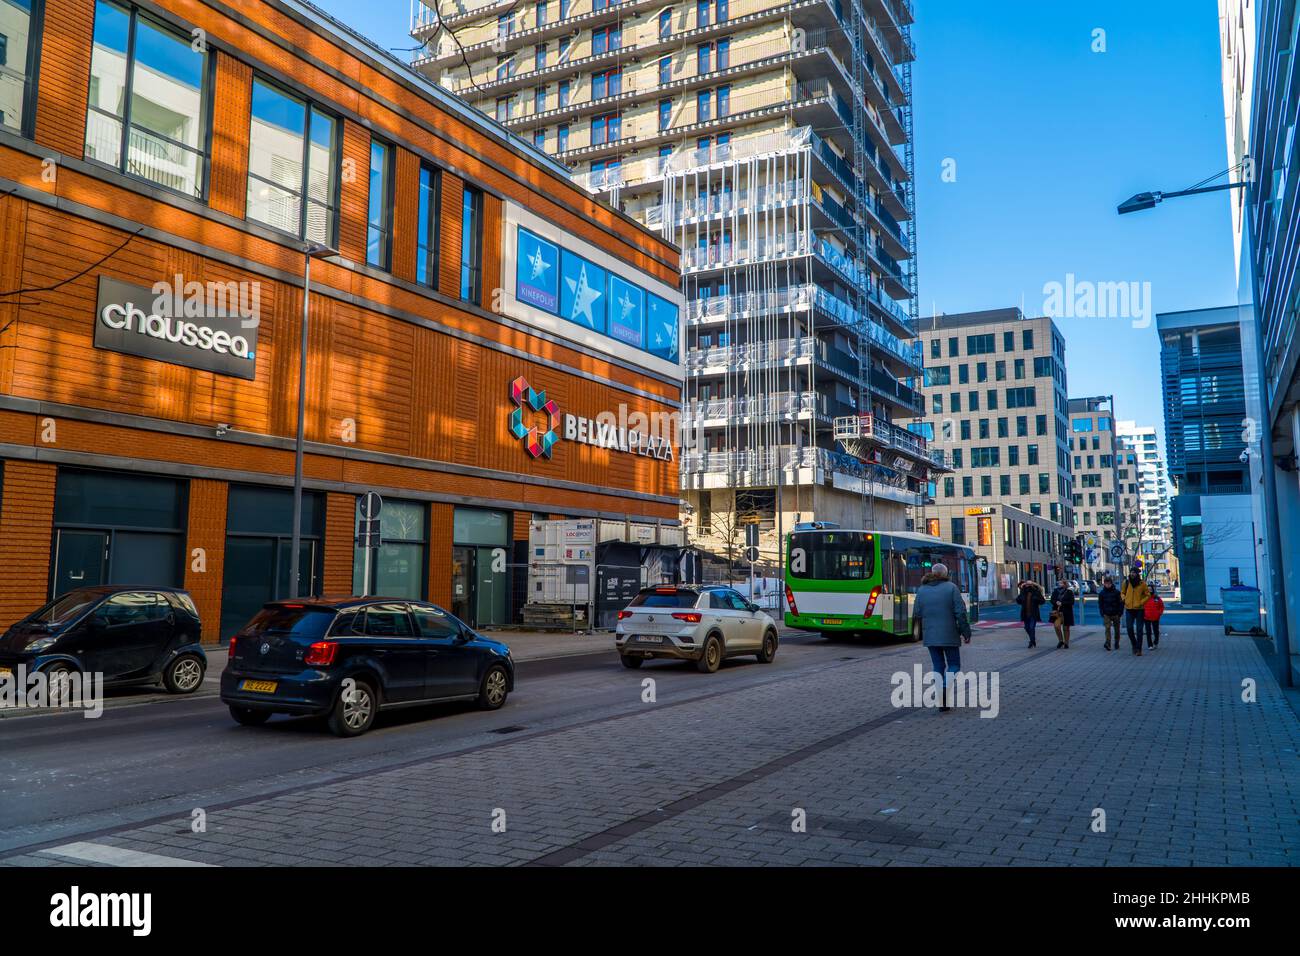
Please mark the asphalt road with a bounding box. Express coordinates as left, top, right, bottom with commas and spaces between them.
0, 629, 851, 855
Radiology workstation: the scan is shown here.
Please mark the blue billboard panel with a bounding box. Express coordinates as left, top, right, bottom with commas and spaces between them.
646, 292, 680, 362
607, 275, 645, 348
515, 228, 560, 312
560, 249, 607, 334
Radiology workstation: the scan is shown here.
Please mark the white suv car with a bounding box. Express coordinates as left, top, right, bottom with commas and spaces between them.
615, 585, 780, 673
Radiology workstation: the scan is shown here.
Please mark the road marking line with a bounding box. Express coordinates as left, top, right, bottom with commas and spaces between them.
40, 841, 217, 867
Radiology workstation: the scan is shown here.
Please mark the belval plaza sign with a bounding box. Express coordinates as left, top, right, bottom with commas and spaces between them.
563, 412, 674, 461
508, 375, 673, 461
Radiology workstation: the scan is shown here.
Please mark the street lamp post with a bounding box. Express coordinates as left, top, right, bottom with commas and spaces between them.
289, 242, 338, 599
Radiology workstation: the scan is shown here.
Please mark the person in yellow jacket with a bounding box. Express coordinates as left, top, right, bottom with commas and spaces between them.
1120, 569, 1152, 656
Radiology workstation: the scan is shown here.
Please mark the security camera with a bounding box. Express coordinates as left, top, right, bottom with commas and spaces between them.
216, 423, 231, 437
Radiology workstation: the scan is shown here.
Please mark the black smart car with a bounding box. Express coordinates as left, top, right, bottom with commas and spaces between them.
0, 586, 207, 694
220, 598, 515, 737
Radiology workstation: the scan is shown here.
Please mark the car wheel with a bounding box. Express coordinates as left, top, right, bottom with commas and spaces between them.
163, 654, 205, 695
756, 628, 778, 663
229, 705, 271, 727
42, 662, 77, 706
477, 664, 510, 710
620, 655, 644, 669
327, 678, 377, 737
696, 634, 723, 673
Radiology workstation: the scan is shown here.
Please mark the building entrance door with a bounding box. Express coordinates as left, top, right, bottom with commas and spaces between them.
52, 530, 109, 596
451, 546, 475, 625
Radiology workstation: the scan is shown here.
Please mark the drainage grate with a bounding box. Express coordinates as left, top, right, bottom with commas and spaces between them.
490, 725, 528, 735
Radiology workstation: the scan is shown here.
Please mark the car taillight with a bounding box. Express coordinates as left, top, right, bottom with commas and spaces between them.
618, 610, 634, 620
672, 612, 702, 623
227, 636, 237, 660
865, 585, 884, 616
785, 585, 798, 616
303, 641, 338, 666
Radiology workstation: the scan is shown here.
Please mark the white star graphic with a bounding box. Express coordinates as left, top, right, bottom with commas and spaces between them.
565, 264, 602, 326
618, 290, 636, 321
528, 245, 551, 281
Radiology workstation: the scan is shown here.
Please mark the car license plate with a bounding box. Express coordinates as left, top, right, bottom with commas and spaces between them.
822, 618, 843, 625
633, 635, 664, 644
240, 679, 277, 693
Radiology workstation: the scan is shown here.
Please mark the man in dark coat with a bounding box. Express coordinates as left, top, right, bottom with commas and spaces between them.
1097, 575, 1124, 650
1015, 580, 1046, 649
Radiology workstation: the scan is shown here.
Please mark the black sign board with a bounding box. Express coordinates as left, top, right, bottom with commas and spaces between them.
93, 276, 259, 380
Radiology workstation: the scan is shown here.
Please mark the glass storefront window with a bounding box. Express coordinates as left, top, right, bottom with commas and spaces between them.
85, 1, 209, 197
354, 499, 427, 600
247, 77, 339, 243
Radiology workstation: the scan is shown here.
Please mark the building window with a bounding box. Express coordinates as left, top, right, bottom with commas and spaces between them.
1023, 328, 1034, 349
535, 0, 547, 27
1019, 474, 1030, 494
496, 54, 516, 81
592, 68, 620, 99
558, 79, 570, 107
593, 25, 621, 55
246, 77, 338, 243
534, 86, 546, 112
697, 88, 711, 122
1003, 330, 1014, 351
696, 0, 709, 27
717, 84, 730, 116
697, 43, 711, 74
495, 96, 512, 122
533, 128, 545, 149
958, 364, 969, 385
930, 339, 941, 359
591, 111, 620, 143
1034, 355, 1054, 377
1008, 445, 1020, 465
535, 44, 547, 70
415, 164, 440, 288
365, 139, 393, 270
0, 0, 42, 135
952, 518, 966, 544
557, 123, 569, 151
560, 0, 571, 17
85, 1, 210, 198
460, 186, 483, 302
353, 499, 428, 600
717, 37, 730, 69
659, 98, 672, 130
659, 56, 671, 85
659, 8, 672, 38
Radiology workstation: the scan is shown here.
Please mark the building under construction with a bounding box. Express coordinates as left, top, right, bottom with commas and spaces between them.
409, 0, 947, 562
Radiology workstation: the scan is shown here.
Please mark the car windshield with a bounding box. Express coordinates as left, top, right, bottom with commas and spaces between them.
243, 606, 335, 639
629, 590, 699, 609
29, 590, 100, 626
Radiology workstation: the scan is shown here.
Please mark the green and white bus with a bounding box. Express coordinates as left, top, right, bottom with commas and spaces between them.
784, 528, 980, 637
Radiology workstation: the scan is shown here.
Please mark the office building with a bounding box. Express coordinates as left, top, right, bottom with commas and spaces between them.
905, 308, 1074, 597
1157, 306, 1257, 604
1115, 421, 1172, 552
0, 0, 682, 638
1219, 0, 1298, 685
410, 0, 940, 562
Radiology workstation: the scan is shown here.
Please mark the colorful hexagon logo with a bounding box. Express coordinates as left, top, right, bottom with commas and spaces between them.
509, 375, 559, 459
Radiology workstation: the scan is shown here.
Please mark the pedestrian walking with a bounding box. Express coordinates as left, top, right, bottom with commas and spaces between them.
1121, 569, 1152, 656
912, 562, 972, 712
1097, 575, 1124, 650
1015, 579, 1046, 648
1049, 577, 1075, 648
1144, 590, 1165, 649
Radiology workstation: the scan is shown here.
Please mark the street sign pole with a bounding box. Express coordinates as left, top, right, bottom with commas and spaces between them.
356, 492, 383, 597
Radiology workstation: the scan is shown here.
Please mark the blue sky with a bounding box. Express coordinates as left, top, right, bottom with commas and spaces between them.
318, 0, 1233, 444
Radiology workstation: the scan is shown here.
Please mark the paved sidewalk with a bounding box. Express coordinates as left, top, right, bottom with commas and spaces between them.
6, 623, 1297, 866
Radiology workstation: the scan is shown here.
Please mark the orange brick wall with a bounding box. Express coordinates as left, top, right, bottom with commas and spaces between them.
209, 54, 253, 219
183, 479, 229, 643
323, 492, 356, 594
428, 502, 453, 607
0, 461, 56, 629
32, 0, 93, 158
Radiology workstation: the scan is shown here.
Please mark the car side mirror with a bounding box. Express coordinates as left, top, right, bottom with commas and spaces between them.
747, 602, 759, 613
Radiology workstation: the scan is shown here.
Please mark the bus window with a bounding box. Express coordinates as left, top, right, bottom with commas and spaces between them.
788, 532, 875, 580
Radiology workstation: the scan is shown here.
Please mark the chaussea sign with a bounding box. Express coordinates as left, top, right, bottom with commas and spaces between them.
93, 276, 258, 380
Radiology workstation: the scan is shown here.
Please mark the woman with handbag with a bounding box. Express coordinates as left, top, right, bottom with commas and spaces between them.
1015, 580, 1046, 649
1049, 577, 1076, 648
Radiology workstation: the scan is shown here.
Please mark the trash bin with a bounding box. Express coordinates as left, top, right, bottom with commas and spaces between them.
1220, 585, 1264, 636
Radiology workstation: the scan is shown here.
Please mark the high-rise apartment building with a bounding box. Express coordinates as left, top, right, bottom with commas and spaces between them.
1157, 306, 1257, 604
1115, 420, 1172, 563
905, 308, 1074, 597
1067, 395, 1124, 580
409, 0, 939, 562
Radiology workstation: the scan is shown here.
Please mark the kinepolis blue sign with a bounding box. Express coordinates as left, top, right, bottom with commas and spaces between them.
515, 227, 679, 364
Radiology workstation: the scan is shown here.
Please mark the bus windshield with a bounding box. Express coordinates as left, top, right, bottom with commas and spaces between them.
789, 532, 875, 580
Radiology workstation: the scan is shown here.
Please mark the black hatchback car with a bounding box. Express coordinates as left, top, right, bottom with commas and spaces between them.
220, 598, 515, 736
0, 586, 207, 694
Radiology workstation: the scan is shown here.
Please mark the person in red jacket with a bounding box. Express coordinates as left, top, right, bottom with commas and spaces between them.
1143, 591, 1166, 649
